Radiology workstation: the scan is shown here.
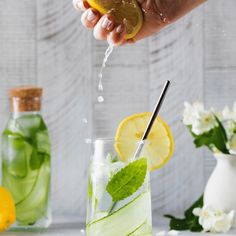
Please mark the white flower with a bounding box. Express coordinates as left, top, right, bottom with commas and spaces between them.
222, 103, 236, 121
193, 205, 235, 233
227, 134, 236, 155
214, 211, 235, 233
156, 230, 180, 236
183, 102, 217, 135
183, 102, 204, 126
191, 111, 216, 135
156, 231, 166, 236
193, 206, 215, 232
168, 230, 179, 235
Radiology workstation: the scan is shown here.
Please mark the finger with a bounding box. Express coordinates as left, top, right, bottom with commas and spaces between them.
107, 24, 126, 46
126, 38, 136, 44
93, 14, 116, 40
81, 9, 100, 29
73, 0, 90, 11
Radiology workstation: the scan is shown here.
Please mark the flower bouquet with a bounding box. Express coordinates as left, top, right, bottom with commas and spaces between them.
165, 102, 236, 233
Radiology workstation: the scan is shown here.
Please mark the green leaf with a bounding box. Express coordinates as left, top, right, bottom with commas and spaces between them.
184, 195, 203, 218
215, 116, 227, 142
106, 158, 147, 202
213, 115, 229, 153
164, 215, 190, 231
194, 130, 213, 148
165, 195, 203, 232
192, 116, 229, 154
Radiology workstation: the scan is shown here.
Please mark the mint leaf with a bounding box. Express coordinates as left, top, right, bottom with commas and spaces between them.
106, 158, 147, 201
165, 195, 203, 232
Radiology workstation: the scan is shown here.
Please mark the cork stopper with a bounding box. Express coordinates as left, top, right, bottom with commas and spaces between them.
9, 86, 43, 112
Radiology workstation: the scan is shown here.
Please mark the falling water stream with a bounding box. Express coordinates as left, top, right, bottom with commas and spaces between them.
97, 44, 114, 103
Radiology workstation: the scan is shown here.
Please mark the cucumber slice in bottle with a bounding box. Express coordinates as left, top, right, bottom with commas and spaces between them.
16, 161, 50, 225
86, 191, 150, 236
2, 164, 39, 204
2, 135, 33, 178
15, 115, 42, 138
36, 130, 51, 155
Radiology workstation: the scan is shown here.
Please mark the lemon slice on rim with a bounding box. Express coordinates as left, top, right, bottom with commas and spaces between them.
115, 112, 174, 171
87, 0, 143, 39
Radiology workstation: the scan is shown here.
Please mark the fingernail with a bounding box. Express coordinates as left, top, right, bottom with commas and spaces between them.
102, 17, 113, 30
87, 9, 96, 21
78, 1, 86, 10
73, 0, 81, 9
73, 0, 78, 7
116, 24, 124, 33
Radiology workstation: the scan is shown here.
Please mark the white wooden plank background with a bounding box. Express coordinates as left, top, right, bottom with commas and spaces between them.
203, 0, 236, 180
149, 7, 205, 223
0, 0, 235, 226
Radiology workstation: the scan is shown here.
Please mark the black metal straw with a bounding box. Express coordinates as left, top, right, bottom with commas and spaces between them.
109, 80, 171, 214
133, 80, 171, 159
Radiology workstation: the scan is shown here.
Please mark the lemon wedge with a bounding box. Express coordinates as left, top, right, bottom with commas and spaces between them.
115, 112, 174, 171
0, 187, 16, 232
87, 0, 143, 39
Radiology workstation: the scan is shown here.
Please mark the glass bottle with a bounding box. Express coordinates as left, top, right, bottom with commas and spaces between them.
86, 138, 152, 236
1, 87, 51, 229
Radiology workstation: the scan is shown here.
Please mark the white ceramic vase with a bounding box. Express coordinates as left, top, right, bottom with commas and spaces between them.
204, 153, 236, 227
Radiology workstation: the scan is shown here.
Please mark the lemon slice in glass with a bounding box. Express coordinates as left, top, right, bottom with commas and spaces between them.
115, 112, 174, 171
87, 0, 143, 39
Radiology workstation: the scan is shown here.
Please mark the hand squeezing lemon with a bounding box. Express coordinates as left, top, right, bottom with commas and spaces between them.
87, 0, 143, 39
115, 112, 174, 171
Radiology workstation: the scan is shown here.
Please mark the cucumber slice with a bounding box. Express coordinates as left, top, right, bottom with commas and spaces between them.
15, 115, 42, 138
87, 191, 150, 236
16, 161, 50, 225
2, 165, 39, 204
36, 130, 51, 155
128, 221, 152, 236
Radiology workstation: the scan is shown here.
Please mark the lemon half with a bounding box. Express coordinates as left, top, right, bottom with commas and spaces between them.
115, 112, 174, 171
0, 187, 16, 232
87, 0, 143, 39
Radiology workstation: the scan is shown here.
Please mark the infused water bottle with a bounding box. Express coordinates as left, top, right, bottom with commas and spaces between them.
1, 87, 51, 229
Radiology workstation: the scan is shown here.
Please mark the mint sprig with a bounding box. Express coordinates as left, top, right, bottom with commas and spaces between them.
106, 158, 147, 202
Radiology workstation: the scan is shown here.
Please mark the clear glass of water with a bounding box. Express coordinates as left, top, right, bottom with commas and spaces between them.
86, 138, 152, 236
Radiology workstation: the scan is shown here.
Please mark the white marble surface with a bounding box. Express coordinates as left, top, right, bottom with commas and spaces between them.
2, 224, 236, 236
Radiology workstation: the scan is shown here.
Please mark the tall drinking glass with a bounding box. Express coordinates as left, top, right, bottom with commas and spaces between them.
86, 139, 152, 236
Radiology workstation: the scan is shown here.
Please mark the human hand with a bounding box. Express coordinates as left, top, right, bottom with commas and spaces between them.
73, 0, 206, 45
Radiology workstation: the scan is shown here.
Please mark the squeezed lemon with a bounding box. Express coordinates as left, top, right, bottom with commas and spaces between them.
87, 0, 143, 39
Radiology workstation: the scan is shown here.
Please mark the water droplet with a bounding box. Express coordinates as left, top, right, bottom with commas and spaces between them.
97, 96, 104, 103
82, 118, 88, 124
98, 76, 103, 91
